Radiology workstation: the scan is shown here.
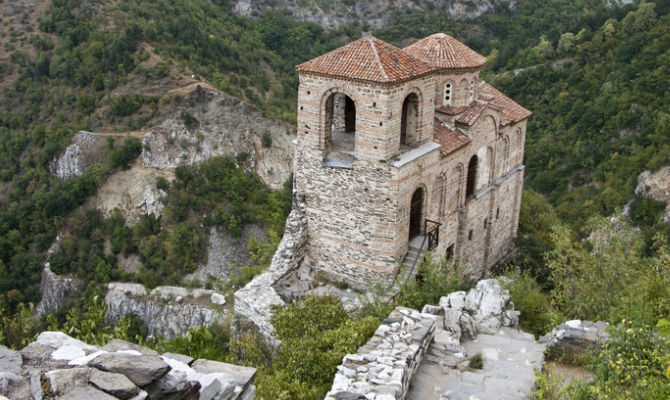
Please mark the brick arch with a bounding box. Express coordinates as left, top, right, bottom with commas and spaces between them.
401, 88, 423, 145
317, 85, 362, 151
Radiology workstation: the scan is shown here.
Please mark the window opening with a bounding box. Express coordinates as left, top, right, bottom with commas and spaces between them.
466, 155, 478, 199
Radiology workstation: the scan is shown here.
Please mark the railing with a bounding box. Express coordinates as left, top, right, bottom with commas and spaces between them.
425, 219, 441, 251
403, 219, 442, 284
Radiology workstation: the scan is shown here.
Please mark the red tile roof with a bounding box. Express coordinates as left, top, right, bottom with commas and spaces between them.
435, 104, 471, 116
295, 36, 436, 84
403, 33, 487, 70
479, 82, 532, 126
433, 118, 471, 156
455, 101, 489, 126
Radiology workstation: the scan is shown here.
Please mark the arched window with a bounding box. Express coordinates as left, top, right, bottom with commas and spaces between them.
324, 92, 355, 153
466, 155, 478, 199
443, 82, 453, 106
401, 93, 419, 145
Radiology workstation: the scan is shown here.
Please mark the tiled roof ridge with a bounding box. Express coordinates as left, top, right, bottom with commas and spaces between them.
367, 36, 389, 81
295, 35, 436, 84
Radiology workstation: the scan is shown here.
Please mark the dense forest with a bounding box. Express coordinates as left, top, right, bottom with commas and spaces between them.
0, 0, 669, 398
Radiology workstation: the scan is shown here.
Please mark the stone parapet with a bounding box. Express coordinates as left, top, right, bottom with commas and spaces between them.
325, 307, 437, 400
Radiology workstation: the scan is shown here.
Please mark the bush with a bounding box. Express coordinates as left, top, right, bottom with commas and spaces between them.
629, 195, 666, 226
261, 131, 272, 148
109, 94, 142, 116
109, 137, 142, 170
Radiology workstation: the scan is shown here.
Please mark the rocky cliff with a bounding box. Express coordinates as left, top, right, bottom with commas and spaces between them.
634, 165, 670, 222
105, 283, 227, 340
231, 0, 518, 29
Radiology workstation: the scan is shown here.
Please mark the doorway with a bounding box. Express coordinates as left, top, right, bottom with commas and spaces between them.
409, 187, 424, 238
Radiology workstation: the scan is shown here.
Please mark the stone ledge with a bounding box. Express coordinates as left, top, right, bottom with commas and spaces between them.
389, 142, 442, 168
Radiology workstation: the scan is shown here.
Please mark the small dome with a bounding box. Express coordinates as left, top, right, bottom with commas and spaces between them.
403, 33, 487, 70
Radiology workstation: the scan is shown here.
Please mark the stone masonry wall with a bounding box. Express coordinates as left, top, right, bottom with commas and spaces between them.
324, 307, 437, 400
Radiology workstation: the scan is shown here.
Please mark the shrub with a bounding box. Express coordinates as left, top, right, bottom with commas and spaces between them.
629, 195, 666, 226
469, 353, 484, 369
109, 94, 142, 116
109, 137, 142, 170
261, 130, 272, 148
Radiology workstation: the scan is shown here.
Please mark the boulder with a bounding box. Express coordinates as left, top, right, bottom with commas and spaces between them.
44, 367, 92, 396
89, 353, 171, 387
102, 339, 159, 356
162, 352, 194, 366
58, 385, 119, 400
539, 320, 610, 353
0, 346, 23, 375
89, 369, 140, 399
0, 372, 30, 400
210, 293, 226, 305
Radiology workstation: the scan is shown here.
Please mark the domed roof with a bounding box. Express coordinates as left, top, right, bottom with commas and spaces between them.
403, 33, 487, 69
296, 36, 435, 84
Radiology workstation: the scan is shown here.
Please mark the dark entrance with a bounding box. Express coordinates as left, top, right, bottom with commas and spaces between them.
409, 188, 424, 238
344, 96, 356, 133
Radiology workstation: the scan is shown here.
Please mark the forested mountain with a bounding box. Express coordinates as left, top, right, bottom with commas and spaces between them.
0, 0, 669, 398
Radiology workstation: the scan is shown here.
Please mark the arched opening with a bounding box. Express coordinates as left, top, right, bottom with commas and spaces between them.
466, 155, 478, 199
324, 92, 356, 154
409, 187, 424, 238
400, 93, 419, 146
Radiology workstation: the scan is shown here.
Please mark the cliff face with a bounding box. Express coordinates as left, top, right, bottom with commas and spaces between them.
231, 0, 518, 29
141, 84, 294, 190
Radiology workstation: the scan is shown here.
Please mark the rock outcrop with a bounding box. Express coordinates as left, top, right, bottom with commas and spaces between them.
92, 167, 172, 225
141, 86, 294, 189
105, 283, 227, 340
35, 265, 81, 317
634, 166, 670, 222
231, 0, 519, 29
186, 224, 269, 285
0, 331, 256, 400
422, 279, 520, 341
233, 192, 308, 342
539, 320, 610, 354
51, 131, 109, 180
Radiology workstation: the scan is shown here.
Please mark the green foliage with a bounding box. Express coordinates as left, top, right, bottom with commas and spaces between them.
515, 190, 561, 288
261, 296, 379, 399
180, 111, 200, 130
565, 321, 670, 399
362, 255, 472, 321
629, 195, 666, 226
261, 131, 272, 148
547, 217, 670, 325
109, 94, 142, 116
469, 353, 484, 369
109, 137, 142, 170
157, 322, 233, 362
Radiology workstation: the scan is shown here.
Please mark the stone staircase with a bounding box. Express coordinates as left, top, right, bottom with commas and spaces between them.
403, 235, 425, 270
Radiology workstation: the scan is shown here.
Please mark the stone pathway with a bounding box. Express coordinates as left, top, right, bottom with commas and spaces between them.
407, 327, 545, 400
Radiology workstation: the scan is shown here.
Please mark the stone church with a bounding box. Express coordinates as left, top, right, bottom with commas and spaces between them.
293, 33, 531, 289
